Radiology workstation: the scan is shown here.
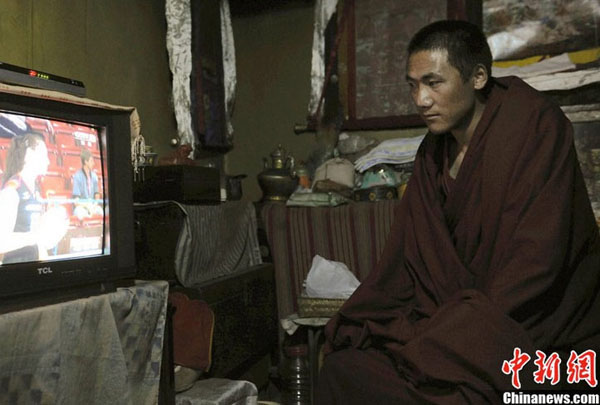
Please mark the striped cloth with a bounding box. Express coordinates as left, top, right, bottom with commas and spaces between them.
262, 200, 401, 319
175, 201, 263, 288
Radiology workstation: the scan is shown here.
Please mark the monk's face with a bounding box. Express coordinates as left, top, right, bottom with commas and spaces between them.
406, 49, 478, 136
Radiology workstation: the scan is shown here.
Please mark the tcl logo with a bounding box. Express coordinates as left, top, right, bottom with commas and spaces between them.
37, 267, 52, 275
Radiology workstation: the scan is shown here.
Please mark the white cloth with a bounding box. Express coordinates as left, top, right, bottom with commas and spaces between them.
166, 0, 194, 148
220, 0, 236, 143
354, 135, 425, 172
176, 378, 258, 405
305, 254, 359, 299
0, 281, 169, 405
492, 52, 576, 79
280, 313, 330, 336
314, 157, 355, 188
308, 0, 339, 117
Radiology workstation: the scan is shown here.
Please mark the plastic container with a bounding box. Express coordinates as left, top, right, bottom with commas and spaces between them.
280, 344, 311, 405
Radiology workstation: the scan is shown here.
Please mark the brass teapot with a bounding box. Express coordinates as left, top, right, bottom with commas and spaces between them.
257, 144, 298, 202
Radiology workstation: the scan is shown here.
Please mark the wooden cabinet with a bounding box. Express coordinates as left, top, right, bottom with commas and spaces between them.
134, 203, 278, 380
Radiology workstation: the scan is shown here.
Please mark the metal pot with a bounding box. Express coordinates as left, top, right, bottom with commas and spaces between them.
257, 144, 298, 202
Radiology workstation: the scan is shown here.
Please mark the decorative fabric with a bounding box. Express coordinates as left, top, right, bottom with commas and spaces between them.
175, 378, 257, 405
109, 281, 170, 404
220, 0, 236, 143
483, 0, 600, 61
262, 200, 401, 319
165, 0, 236, 151
308, 0, 339, 117
165, 0, 194, 148
317, 77, 600, 403
0, 280, 169, 405
175, 201, 262, 287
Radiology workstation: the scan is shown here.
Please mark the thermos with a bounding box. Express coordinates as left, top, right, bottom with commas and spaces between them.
281, 344, 311, 405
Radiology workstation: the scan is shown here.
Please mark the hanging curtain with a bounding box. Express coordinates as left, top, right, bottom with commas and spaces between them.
308, 0, 339, 119
165, 0, 194, 148
165, 0, 236, 152
220, 0, 236, 142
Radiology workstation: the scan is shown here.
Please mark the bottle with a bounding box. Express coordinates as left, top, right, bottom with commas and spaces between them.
295, 164, 311, 189
281, 344, 311, 405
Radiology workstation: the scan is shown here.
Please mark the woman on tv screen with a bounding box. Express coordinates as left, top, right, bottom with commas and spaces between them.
0, 132, 68, 264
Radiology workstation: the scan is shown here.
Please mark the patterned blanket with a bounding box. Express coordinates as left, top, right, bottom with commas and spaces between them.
0, 281, 168, 405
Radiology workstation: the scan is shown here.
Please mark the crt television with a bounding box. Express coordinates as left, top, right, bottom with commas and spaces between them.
0, 90, 136, 303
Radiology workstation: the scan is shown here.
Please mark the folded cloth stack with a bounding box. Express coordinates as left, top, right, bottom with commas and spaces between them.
354, 135, 425, 173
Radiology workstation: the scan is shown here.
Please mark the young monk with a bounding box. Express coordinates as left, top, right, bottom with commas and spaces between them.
316, 20, 600, 404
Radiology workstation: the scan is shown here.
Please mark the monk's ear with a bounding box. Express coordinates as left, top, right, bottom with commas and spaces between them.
472, 64, 488, 90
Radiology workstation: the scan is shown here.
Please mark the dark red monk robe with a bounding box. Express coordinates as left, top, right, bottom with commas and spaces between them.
316, 76, 600, 404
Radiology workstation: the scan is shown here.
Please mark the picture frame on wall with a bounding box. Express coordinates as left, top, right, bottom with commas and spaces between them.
324, 0, 482, 130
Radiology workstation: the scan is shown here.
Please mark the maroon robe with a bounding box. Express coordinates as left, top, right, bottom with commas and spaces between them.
316, 76, 600, 404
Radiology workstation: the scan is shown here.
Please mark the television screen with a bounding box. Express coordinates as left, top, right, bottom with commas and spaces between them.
0, 90, 135, 304
0, 111, 110, 265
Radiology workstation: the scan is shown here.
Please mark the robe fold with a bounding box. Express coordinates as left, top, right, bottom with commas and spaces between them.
317, 77, 600, 404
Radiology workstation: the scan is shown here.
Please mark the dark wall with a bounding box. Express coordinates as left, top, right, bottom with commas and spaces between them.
227, 3, 318, 202
0, 0, 178, 157
0, 0, 421, 202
